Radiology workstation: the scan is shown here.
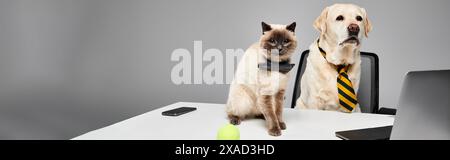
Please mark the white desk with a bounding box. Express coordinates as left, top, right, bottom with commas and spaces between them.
73, 102, 394, 140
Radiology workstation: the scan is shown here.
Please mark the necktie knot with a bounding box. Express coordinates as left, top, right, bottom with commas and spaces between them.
338, 65, 349, 74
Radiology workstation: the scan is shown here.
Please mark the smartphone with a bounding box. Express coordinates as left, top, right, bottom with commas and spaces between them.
162, 107, 196, 116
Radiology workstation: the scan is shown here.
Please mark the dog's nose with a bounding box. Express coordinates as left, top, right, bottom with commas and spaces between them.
348, 24, 360, 35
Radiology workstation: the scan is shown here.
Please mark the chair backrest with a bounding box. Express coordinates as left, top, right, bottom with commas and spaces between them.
291, 50, 379, 113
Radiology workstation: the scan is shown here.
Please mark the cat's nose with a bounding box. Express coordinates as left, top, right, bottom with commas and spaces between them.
277, 45, 282, 49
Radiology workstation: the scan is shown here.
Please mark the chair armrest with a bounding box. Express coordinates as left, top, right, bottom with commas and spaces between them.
377, 107, 397, 115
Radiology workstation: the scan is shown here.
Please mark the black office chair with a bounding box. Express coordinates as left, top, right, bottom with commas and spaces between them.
291, 50, 396, 115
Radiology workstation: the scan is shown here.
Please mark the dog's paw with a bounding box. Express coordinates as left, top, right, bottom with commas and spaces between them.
279, 122, 286, 130
229, 116, 241, 125
268, 128, 282, 136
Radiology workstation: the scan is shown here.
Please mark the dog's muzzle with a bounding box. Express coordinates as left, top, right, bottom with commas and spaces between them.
341, 36, 360, 45
340, 24, 361, 45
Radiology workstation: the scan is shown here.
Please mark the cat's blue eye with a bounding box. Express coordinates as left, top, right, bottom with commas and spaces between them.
269, 39, 275, 43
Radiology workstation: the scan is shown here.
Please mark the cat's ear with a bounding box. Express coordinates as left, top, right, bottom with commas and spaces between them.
286, 22, 296, 32
261, 22, 272, 34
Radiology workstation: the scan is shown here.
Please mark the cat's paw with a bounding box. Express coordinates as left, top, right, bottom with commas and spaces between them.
229, 116, 241, 125
268, 128, 282, 136
279, 122, 286, 130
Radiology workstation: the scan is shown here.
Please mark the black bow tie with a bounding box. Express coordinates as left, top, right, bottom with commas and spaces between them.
258, 59, 295, 74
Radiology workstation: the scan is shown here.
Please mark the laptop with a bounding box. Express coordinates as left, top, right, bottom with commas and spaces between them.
336, 70, 450, 140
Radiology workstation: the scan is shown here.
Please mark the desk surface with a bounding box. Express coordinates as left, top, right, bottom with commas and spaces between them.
73, 102, 394, 140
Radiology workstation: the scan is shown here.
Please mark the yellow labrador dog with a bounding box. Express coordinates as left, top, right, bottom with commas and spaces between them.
296, 4, 372, 113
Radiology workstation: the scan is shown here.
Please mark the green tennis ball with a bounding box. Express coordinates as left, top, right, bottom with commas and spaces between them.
217, 124, 240, 140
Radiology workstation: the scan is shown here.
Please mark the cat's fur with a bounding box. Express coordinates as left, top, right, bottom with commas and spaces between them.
226, 22, 297, 136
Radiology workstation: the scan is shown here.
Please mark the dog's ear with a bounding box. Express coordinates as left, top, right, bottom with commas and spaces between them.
314, 7, 329, 33
262, 22, 272, 34
361, 8, 372, 38
286, 22, 296, 33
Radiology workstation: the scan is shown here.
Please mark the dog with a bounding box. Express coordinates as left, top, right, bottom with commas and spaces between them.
296, 4, 372, 113
226, 22, 297, 136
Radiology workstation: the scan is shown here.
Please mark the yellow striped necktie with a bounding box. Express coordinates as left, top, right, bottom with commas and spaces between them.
336, 65, 358, 112
317, 40, 358, 112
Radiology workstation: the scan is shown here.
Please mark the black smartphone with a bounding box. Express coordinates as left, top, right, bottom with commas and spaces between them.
162, 107, 197, 116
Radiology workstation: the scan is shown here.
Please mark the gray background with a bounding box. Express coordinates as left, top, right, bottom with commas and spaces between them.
0, 0, 449, 139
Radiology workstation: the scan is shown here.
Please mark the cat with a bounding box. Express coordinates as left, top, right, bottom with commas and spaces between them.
226, 22, 297, 136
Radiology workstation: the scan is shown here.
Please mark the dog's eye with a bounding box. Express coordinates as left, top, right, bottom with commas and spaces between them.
269, 39, 275, 43
356, 16, 363, 21
336, 15, 344, 21
283, 39, 290, 43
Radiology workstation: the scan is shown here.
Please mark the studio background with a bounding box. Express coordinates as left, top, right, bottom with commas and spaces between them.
1, 0, 449, 139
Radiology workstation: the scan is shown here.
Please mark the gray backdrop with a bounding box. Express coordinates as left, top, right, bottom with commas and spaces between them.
1, 0, 449, 139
